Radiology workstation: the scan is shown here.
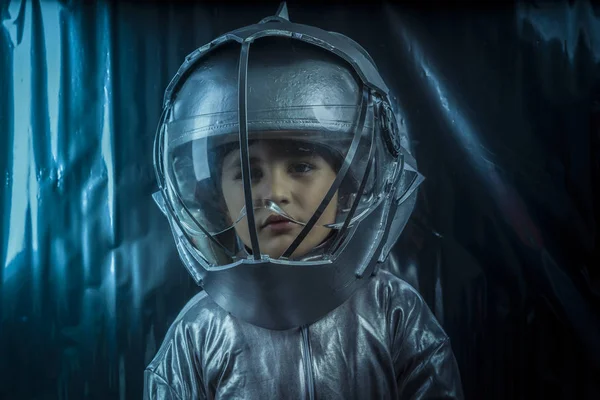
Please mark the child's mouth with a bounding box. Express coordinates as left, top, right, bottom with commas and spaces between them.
262, 215, 295, 233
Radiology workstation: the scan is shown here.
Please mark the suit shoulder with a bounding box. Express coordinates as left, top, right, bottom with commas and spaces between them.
371, 269, 425, 304
170, 290, 224, 329
146, 291, 222, 371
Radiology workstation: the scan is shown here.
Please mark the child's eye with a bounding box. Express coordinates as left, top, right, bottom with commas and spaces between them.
250, 167, 264, 182
289, 162, 315, 174
233, 167, 263, 182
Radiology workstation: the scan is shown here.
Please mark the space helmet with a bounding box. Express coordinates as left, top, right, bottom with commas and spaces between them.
153, 3, 424, 330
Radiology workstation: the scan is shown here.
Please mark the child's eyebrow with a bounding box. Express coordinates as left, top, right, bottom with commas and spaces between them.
223, 155, 261, 170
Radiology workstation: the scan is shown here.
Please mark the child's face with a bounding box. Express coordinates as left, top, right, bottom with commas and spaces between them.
220, 140, 338, 259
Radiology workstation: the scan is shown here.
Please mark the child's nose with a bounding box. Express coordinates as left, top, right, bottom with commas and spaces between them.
257, 166, 291, 204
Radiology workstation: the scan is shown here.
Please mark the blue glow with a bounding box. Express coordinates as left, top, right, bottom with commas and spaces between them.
517, 0, 600, 62
5, 0, 32, 270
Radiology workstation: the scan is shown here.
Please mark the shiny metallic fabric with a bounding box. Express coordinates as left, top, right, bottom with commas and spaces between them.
144, 269, 463, 399
170, 39, 362, 121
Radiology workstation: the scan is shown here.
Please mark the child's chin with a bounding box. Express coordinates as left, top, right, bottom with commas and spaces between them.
260, 239, 296, 259
259, 234, 325, 260
262, 245, 291, 260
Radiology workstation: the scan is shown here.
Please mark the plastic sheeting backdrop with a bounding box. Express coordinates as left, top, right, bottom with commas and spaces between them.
1, 1, 599, 399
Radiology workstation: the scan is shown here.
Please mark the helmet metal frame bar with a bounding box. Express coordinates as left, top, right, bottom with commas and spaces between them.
326, 108, 378, 257
153, 108, 237, 260
281, 87, 370, 259
236, 41, 262, 259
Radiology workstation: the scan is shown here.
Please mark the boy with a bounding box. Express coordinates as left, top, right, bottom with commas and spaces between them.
145, 5, 463, 399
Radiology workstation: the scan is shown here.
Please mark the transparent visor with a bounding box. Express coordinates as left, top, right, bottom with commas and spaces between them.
159, 105, 402, 266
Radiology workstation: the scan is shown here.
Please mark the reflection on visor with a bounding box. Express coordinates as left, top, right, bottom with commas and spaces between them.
159, 95, 418, 266
177, 189, 385, 238
164, 105, 381, 235
232, 197, 382, 231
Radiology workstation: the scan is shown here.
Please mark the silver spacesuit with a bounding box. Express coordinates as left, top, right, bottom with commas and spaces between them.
145, 4, 463, 399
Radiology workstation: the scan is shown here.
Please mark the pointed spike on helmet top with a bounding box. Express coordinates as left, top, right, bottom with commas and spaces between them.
275, 2, 289, 20
259, 2, 290, 24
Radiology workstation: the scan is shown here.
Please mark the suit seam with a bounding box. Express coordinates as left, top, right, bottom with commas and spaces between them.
400, 337, 449, 383
146, 369, 185, 400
